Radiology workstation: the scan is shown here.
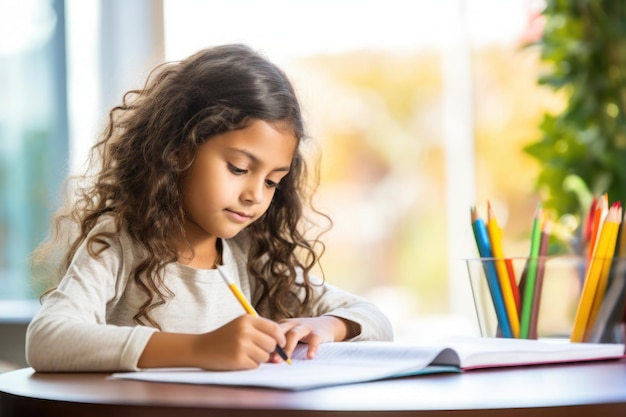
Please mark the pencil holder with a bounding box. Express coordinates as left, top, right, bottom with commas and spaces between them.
466, 256, 626, 342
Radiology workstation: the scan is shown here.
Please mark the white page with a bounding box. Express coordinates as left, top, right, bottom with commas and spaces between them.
111, 342, 458, 390
111, 338, 624, 390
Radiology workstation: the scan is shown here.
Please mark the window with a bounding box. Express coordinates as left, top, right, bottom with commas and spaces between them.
0, 0, 551, 343
0, 0, 67, 300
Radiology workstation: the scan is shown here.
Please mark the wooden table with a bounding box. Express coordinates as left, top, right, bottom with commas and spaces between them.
1, 360, 626, 416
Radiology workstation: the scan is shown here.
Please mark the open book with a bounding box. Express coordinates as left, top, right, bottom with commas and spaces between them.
111, 337, 625, 390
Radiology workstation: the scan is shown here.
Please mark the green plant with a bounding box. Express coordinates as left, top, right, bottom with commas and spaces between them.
524, 0, 626, 222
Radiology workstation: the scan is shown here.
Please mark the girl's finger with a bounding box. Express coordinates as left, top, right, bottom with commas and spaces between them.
304, 332, 322, 359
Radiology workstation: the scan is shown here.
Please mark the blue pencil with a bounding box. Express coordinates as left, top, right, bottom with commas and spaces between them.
471, 206, 513, 338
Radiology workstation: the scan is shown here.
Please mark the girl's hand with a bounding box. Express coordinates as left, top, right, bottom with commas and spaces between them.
273, 316, 355, 361
139, 315, 287, 371
191, 314, 287, 370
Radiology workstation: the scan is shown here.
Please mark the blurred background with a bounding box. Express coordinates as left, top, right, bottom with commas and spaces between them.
5, 0, 619, 370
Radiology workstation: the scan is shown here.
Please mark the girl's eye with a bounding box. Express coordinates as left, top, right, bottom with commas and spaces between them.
228, 163, 247, 175
265, 179, 279, 189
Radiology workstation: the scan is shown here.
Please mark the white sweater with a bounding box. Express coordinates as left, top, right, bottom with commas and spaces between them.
26, 220, 393, 371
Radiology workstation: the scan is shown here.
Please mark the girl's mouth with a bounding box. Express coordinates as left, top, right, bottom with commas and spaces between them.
225, 209, 251, 223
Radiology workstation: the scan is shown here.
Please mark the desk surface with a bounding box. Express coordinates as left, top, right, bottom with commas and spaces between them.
1, 361, 626, 417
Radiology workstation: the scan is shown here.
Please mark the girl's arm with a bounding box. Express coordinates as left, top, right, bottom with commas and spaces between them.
137, 314, 287, 370
301, 280, 394, 342
267, 279, 394, 361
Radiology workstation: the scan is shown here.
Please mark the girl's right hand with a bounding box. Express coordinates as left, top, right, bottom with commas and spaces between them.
191, 314, 287, 370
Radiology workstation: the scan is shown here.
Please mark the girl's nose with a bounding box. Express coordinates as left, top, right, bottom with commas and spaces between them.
241, 178, 264, 204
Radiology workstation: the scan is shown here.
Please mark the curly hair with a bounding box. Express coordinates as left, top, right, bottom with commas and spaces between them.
34, 44, 330, 328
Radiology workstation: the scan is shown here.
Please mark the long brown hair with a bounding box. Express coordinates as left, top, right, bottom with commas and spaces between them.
33, 44, 331, 328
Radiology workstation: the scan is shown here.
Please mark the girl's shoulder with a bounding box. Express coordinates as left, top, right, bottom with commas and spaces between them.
227, 230, 253, 259
86, 215, 139, 257
90, 214, 118, 234
87, 215, 125, 242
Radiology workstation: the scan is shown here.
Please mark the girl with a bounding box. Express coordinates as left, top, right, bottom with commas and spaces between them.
26, 44, 393, 372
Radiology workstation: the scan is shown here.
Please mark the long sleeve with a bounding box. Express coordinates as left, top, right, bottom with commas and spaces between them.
26, 227, 157, 372
26, 225, 257, 372
304, 280, 394, 342
27, 224, 394, 372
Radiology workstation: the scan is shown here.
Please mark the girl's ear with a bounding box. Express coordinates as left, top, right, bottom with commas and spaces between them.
171, 148, 194, 171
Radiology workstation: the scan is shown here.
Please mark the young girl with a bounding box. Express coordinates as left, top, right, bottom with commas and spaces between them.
26, 44, 393, 372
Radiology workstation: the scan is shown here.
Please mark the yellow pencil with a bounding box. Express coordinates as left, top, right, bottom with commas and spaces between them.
486, 202, 520, 338
571, 206, 619, 342
217, 266, 291, 364
585, 205, 621, 340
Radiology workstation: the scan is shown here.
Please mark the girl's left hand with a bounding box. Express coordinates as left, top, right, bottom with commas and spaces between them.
271, 316, 350, 362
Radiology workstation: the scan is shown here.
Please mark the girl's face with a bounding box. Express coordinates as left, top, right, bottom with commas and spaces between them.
181, 119, 297, 242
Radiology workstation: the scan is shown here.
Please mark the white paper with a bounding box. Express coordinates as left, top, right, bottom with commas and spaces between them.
111, 338, 624, 390
112, 342, 458, 390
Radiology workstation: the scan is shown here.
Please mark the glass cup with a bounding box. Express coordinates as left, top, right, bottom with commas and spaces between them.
465, 255, 626, 342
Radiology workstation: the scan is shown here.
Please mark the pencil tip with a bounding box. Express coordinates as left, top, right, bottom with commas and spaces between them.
470, 205, 479, 221
487, 201, 496, 218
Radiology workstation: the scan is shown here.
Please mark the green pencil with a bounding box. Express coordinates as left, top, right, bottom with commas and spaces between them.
520, 204, 543, 339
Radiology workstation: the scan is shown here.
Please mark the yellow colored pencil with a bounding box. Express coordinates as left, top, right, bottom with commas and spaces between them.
217, 266, 291, 364
585, 205, 621, 340
570, 206, 619, 342
486, 202, 520, 338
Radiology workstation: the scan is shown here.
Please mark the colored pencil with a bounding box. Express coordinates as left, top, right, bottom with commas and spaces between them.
486, 201, 520, 338
617, 206, 626, 258
529, 218, 551, 339
586, 203, 622, 340
505, 258, 520, 313
470, 206, 513, 338
584, 196, 598, 245
520, 203, 543, 339
571, 205, 621, 342
217, 266, 291, 364
587, 194, 608, 265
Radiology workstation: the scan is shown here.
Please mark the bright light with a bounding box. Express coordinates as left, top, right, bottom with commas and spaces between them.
0, 0, 56, 55
163, 0, 529, 62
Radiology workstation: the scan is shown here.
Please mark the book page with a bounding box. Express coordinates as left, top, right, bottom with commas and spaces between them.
112, 342, 459, 390
440, 336, 625, 369
110, 338, 624, 390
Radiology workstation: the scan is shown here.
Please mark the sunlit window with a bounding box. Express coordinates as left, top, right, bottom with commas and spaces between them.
0, 0, 67, 300
0, 0, 551, 343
